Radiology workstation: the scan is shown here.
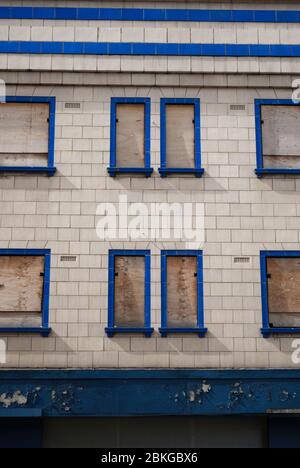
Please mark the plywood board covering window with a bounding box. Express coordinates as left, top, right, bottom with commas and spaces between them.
167, 256, 197, 327
262, 106, 300, 168
166, 104, 195, 168
0, 103, 49, 167
267, 257, 300, 327
114, 256, 145, 327
0, 256, 44, 327
116, 103, 145, 168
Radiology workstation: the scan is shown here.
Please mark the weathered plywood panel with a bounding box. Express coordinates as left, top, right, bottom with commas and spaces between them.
264, 155, 300, 169
116, 104, 145, 168
267, 258, 300, 328
167, 256, 197, 327
166, 104, 195, 168
0, 153, 48, 167
114, 256, 145, 327
0, 312, 41, 327
0, 256, 44, 313
262, 106, 300, 165
0, 103, 49, 154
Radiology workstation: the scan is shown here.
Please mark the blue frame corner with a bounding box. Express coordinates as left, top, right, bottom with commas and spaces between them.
105, 250, 153, 337
0, 249, 51, 337
0, 97, 56, 176
108, 97, 153, 177
260, 250, 300, 337
159, 250, 207, 337
255, 99, 300, 178
159, 98, 204, 178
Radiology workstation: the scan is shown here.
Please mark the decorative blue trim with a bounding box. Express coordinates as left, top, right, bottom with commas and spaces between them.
2, 42, 300, 58
0, 249, 51, 337
105, 250, 153, 337
2, 369, 300, 416
160, 250, 206, 337
159, 99, 203, 178
108, 97, 152, 178
260, 251, 300, 337
255, 99, 300, 177
1, 7, 300, 23
1, 97, 56, 176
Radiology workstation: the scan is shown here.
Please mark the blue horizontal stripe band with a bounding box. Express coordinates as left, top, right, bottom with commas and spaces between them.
0, 7, 300, 23
1, 41, 300, 57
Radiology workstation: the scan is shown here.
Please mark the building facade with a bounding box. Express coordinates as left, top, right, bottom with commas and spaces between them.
0, 0, 300, 448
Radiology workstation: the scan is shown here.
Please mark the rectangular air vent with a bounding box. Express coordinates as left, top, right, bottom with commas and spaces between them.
60, 255, 77, 262
64, 103, 81, 109
234, 257, 251, 264
230, 104, 246, 111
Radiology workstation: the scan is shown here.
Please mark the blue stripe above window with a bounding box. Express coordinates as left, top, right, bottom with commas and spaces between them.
2, 42, 300, 58
0, 7, 300, 23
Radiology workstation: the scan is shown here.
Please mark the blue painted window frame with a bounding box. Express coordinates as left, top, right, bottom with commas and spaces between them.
159, 98, 204, 177
0, 97, 56, 176
159, 250, 207, 337
108, 97, 153, 177
0, 249, 51, 337
255, 99, 300, 177
260, 251, 300, 337
105, 250, 153, 337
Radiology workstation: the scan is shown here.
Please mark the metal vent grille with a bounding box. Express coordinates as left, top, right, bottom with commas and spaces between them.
230, 105, 246, 111
60, 255, 77, 262
64, 102, 81, 109
234, 257, 251, 264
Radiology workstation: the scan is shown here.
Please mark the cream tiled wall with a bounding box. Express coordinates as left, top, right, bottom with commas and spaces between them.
0, 0, 299, 368
0, 81, 298, 369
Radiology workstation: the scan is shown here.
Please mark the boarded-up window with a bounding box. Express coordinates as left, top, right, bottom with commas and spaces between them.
167, 256, 198, 327
116, 104, 145, 168
166, 104, 195, 168
0, 256, 45, 327
267, 257, 300, 327
0, 103, 49, 167
262, 105, 300, 169
114, 256, 145, 327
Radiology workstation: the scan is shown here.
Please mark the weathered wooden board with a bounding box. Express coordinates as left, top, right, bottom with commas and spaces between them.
114, 256, 145, 327
0, 153, 48, 166
116, 104, 145, 168
166, 104, 195, 168
0, 256, 44, 313
267, 258, 300, 326
264, 155, 300, 169
0, 103, 49, 154
262, 106, 300, 164
167, 256, 197, 327
0, 312, 41, 327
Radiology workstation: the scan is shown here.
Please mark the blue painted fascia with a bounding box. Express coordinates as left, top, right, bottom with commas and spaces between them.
109, 97, 152, 177
1, 7, 300, 23
2, 97, 56, 176
1, 369, 300, 417
2, 42, 300, 58
255, 99, 300, 177
0, 249, 51, 337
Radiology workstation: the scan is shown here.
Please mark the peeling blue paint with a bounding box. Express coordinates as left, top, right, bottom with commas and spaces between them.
0, 370, 299, 417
